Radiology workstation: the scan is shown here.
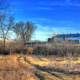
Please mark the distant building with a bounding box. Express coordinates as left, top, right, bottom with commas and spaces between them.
48, 33, 80, 44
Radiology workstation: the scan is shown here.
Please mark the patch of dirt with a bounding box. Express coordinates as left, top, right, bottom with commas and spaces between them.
0, 55, 80, 80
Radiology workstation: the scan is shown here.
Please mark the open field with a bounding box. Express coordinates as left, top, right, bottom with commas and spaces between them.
0, 55, 80, 80
0, 40, 80, 80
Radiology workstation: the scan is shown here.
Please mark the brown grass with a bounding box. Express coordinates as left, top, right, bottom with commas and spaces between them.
0, 40, 80, 80
0, 55, 79, 80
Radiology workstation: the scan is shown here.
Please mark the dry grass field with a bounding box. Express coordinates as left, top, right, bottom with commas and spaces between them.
0, 40, 80, 80
0, 55, 80, 80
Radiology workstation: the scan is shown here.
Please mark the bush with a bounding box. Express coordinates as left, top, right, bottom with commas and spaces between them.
0, 47, 10, 55
33, 46, 49, 56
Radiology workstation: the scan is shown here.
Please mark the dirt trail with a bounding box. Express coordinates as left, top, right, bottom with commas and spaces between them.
19, 55, 80, 80
0, 55, 80, 80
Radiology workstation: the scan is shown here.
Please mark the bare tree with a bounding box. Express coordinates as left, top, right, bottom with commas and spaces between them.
0, 14, 14, 48
14, 21, 36, 44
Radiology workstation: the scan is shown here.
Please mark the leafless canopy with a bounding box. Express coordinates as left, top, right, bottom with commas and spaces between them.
13, 21, 36, 44
0, 14, 14, 47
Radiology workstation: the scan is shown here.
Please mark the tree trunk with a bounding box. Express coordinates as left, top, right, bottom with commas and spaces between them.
3, 35, 6, 49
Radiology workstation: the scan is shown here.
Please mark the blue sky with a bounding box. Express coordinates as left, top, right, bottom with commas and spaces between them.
1, 0, 80, 41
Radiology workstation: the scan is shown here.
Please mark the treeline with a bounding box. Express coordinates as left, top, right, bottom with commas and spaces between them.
0, 42, 80, 57
0, 14, 37, 55
32, 44, 80, 57
0, 14, 36, 48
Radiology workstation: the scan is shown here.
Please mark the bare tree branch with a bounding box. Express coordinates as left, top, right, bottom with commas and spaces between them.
13, 21, 36, 44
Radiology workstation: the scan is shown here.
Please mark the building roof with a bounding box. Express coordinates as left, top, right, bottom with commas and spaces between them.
53, 33, 80, 39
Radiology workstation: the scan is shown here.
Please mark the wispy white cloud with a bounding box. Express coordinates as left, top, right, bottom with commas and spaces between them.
35, 7, 52, 10
31, 18, 80, 28
37, 0, 80, 7
31, 23, 79, 41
